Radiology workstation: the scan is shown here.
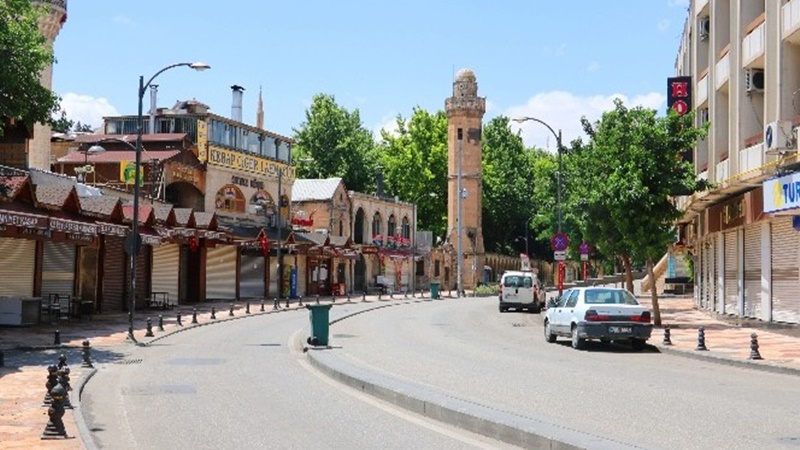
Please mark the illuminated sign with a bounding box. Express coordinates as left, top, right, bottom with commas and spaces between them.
208, 146, 294, 180
763, 172, 800, 213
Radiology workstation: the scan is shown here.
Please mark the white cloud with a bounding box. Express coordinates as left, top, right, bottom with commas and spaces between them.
541, 43, 567, 57
505, 90, 666, 150
587, 61, 600, 73
112, 15, 135, 25
657, 19, 671, 32
59, 93, 119, 130
373, 113, 402, 141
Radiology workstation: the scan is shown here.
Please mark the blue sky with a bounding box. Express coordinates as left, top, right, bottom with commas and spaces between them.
53, 0, 691, 149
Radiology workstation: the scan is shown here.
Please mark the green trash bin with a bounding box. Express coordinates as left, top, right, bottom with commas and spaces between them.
306, 304, 333, 346
430, 282, 440, 299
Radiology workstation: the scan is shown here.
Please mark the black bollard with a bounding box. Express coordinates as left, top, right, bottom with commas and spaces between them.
53, 330, 61, 346
158, 314, 164, 331
273, 297, 279, 310
749, 333, 763, 360
176, 312, 183, 327
363, 291, 367, 302
191, 308, 198, 324
663, 325, 673, 346
58, 368, 73, 409
347, 290, 352, 303
261, 299, 265, 312
229, 303, 234, 316
298, 296, 303, 307
40, 384, 68, 439
246, 302, 251, 314
81, 340, 93, 368
210, 306, 216, 320
331, 294, 336, 303
286, 297, 291, 308
42, 364, 59, 406
695, 326, 708, 351
57, 354, 67, 369
145, 318, 154, 337
378, 290, 382, 301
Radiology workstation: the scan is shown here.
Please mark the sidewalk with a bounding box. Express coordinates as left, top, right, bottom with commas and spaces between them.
1, 291, 799, 449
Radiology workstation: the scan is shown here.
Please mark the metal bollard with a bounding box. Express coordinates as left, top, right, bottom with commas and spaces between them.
145, 318, 154, 337
347, 290, 352, 303
378, 290, 382, 301
273, 297, 279, 310
246, 302, 251, 314
363, 291, 367, 302
316, 294, 320, 305
42, 364, 58, 406
57, 354, 67, 369
260, 299, 265, 312
81, 340, 93, 368
40, 383, 67, 439
695, 326, 708, 351
229, 303, 234, 316
210, 306, 216, 320
298, 296, 303, 307
663, 325, 672, 346
191, 308, 198, 324
53, 330, 61, 346
331, 294, 336, 303
176, 312, 183, 327
749, 333, 763, 360
158, 314, 164, 331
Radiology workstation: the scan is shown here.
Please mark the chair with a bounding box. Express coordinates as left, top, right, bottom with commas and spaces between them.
57, 294, 71, 321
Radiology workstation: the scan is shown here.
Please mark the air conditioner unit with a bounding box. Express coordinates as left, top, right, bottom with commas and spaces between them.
699, 16, 710, 41
764, 120, 794, 154
745, 68, 764, 93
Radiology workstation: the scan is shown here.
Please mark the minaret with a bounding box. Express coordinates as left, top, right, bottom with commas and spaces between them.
445, 68, 486, 290
256, 86, 264, 129
29, 0, 68, 170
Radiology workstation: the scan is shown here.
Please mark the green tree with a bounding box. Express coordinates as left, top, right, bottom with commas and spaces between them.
377, 107, 448, 240
51, 110, 73, 133
570, 99, 708, 325
74, 121, 94, 132
0, 0, 63, 136
292, 94, 377, 193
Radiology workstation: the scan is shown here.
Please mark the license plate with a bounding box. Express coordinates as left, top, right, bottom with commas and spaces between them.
608, 326, 632, 334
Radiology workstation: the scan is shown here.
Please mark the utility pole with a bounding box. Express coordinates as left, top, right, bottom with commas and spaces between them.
276, 167, 283, 301
457, 128, 464, 298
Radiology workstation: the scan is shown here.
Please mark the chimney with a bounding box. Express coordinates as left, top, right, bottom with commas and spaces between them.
149, 85, 158, 134
256, 86, 264, 129
231, 85, 245, 123
376, 169, 385, 198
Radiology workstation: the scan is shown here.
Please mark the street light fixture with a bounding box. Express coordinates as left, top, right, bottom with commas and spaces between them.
513, 116, 564, 296
74, 145, 106, 183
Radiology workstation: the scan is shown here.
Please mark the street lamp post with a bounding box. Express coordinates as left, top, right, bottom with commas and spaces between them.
456, 128, 464, 298
513, 117, 564, 296
127, 62, 209, 341
75, 145, 106, 183
411, 192, 437, 296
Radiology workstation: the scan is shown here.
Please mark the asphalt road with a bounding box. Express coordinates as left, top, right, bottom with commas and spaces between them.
79, 305, 523, 450
326, 297, 800, 450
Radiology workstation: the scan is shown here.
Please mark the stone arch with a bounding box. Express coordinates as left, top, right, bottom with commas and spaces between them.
165, 181, 204, 211
214, 184, 246, 213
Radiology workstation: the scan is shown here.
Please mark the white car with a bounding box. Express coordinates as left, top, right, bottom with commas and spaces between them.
498, 270, 543, 313
543, 287, 653, 351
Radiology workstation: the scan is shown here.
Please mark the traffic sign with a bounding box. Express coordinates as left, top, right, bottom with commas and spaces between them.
551, 232, 569, 251
554, 251, 567, 261
580, 253, 589, 261
579, 242, 591, 255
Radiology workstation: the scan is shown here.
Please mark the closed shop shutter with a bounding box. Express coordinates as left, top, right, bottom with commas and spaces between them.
151, 244, 180, 304
239, 252, 265, 299
771, 218, 800, 323
723, 231, 739, 316
703, 238, 715, 311
206, 245, 236, 300
42, 241, 76, 299
102, 236, 126, 313
134, 247, 150, 309
0, 238, 36, 297
743, 224, 762, 319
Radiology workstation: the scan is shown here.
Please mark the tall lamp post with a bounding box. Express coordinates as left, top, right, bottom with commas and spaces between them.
127, 62, 210, 341
513, 116, 564, 296
411, 192, 437, 296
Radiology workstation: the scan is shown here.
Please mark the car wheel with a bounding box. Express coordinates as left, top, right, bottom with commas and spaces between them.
571, 325, 585, 350
498, 304, 506, 313
544, 320, 557, 343
630, 339, 646, 351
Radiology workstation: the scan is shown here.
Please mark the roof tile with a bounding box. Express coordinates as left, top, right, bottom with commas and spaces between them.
291, 178, 343, 202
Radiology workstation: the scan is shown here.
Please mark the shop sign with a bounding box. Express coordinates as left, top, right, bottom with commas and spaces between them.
97, 222, 128, 237
170, 163, 200, 185
722, 199, 745, 226
171, 227, 197, 238
141, 234, 162, 246
20, 228, 52, 238
231, 175, 264, 190
361, 245, 379, 254
764, 172, 800, 213
0, 210, 48, 229
66, 233, 97, 245
208, 146, 295, 180
50, 218, 97, 236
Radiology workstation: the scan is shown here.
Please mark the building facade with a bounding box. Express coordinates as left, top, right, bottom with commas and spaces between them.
673, 0, 800, 323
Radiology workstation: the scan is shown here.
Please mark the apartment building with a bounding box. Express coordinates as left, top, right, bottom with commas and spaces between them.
674, 0, 800, 324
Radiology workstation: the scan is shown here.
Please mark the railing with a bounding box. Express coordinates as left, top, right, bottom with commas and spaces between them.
742, 20, 765, 67
783, 1, 800, 40
738, 142, 764, 178
715, 50, 730, 89
715, 158, 730, 184
697, 73, 709, 107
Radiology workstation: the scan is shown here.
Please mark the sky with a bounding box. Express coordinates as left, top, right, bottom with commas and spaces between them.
52, 0, 691, 150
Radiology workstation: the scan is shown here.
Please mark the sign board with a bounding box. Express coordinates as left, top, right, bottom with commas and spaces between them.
551, 232, 569, 251
580, 254, 589, 261
119, 160, 144, 186
763, 172, 800, 213
579, 242, 591, 255
554, 251, 567, 261
520, 253, 531, 271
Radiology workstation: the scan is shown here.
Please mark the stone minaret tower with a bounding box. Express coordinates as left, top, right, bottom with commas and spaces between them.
445, 68, 486, 290
29, 0, 68, 170
256, 86, 264, 129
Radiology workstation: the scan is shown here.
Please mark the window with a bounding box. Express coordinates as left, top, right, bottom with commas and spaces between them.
214, 184, 245, 213
583, 289, 640, 305
557, 289, 572, 308
372, 212, 382, 237
387, 214, 397, 237
565, 291, 579, 308
402, 216, 410, 239
339, 220, 343, 236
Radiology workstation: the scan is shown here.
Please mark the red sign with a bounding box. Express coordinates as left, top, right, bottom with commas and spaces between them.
667, 76, 692, 116
551, 232, 569, 251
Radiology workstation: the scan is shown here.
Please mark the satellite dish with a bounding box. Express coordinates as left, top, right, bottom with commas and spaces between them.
84, 165, 94, 174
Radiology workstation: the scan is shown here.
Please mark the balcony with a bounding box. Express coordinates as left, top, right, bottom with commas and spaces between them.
783, 1, 800, 45
742, 16, 766, 68
715, 48, 730, 90
715, 158, 730, 184
696, 72, 709, 107
694, 0, 709, 17
738, 142, 764, 179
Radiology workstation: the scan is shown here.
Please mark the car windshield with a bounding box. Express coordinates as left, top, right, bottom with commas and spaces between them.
503, 275, 532, 288
583, 289, 639, 305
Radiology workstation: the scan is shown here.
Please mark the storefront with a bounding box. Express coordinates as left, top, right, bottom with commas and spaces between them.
763, 174, 800, 323
239, 247, 265, 299
0, 209, 48, 297
98, 223, 127, 313
206, 243, 237, 300
151, 243, 181, 304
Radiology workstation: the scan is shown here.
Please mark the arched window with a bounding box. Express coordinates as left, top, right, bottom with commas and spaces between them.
339, 220, 344, 237
387, 214, 396, 237
372, 212, 382, 244
402, 216, 410, 239
214, 184, 245, 213
249, 190, 275, 213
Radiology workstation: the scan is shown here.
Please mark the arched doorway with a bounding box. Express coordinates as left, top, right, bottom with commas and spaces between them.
354, 208, 366, 244
354, 254, 366, 292
165, 181, 205, 211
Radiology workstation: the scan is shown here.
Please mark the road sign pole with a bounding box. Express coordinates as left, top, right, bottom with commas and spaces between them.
558, 261, 564, 296
583, 261, 587, 281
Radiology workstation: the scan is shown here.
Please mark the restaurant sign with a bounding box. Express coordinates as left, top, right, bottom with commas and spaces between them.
49, 218, 97, 236
0, 210, 48, 229
98, 222, 128, 237
208, 146, 295, 180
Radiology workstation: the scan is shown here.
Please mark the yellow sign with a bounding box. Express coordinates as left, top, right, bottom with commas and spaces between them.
119, 160, 144, 186
197, 119, 208, 162
207, 146, 295, 180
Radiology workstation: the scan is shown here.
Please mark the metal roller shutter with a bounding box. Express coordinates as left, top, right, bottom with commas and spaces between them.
151, 244, 180, 304
102, 236, 125, 313
0, 238, 35, 297
743, 224, 762, 319
206, 246, 236, 300
239, 252, 265, 299
771, 218, 800, 323
723, 231, 739, 316
42, 241, 76, 299
703, 239, 714, 311
709, 238, 718, 312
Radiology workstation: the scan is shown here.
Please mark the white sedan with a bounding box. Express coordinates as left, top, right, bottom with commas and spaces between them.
543, 287, 653, 351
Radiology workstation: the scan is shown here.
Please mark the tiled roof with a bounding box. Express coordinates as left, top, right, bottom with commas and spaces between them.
57, 150, 181, 164
297, 232, 328, 246
121, 204, 155, 226
192, 211, 216, 229
35, 184, 75, 209
73, 133, 189, 144
79, 196, 121, 217
28, 169, 76, 187
0, 175, 30, 200
152, 204, 174, 224
292, 178, 342, 202
173, 208, 194, 226
329, 235, 350, 248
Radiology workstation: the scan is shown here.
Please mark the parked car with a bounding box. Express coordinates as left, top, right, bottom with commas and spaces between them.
498, 270, 543, 313
543, 287, 653, 350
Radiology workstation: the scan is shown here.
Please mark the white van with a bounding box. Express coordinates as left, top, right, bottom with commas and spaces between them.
498, 270, 542, 313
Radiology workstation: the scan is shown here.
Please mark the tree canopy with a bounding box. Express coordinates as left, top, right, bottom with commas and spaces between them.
0, 0, 62, 136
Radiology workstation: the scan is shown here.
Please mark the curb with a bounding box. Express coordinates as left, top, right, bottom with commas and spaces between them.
652, 344, 800, 377
73, 367, 100, 450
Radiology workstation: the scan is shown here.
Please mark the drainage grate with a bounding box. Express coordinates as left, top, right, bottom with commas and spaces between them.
116, 358, 143, 365
512, 323, 526, 327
